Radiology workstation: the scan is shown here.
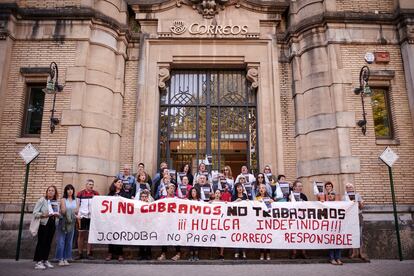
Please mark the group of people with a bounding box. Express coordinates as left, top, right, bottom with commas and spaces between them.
31, 161, 367, 269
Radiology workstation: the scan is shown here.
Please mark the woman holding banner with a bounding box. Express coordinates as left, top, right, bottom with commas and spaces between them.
211, 189, 225, 260
323, 181, 343, 265
255, 183, 274, 260
187, 187, 201, 261
344, 182, 368, 261
232, 182, 248, 259
138, 190, 152, 260
106, 178, 126, 262
158, 183, 182, 261
289, 180, 309, 259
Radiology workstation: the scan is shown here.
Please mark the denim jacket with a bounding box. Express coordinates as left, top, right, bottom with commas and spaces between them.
33, 197, 49, 226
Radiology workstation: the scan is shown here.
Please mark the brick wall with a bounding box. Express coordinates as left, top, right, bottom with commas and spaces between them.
336, 0, 395, 13
342, 44, 414, 205
279, 62, 297, 182
119, 47, 139, 173
17, 0, 81, 8
0, 40, 76, 204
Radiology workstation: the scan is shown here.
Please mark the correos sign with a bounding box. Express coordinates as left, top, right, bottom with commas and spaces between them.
170, 20, 249, 36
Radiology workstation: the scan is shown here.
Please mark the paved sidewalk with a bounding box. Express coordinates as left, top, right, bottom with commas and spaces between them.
0, 259, 413, 276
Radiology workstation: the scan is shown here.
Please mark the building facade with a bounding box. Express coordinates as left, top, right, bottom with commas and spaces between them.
0, 0, 413, 258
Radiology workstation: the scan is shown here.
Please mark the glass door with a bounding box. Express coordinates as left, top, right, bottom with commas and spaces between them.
159, 70, 258, 174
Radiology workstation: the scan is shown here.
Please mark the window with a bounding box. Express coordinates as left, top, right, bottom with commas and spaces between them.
22, 85, 45, 137
371, 87, 393, 139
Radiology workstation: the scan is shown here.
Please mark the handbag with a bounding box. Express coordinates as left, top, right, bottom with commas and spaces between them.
29, 216, 40, 237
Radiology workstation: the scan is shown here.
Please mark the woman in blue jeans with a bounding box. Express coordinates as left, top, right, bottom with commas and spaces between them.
55, 184, 78, 266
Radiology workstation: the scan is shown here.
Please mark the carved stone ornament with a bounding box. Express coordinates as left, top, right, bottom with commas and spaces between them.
246, 67, 259, 90
158, 67, 171, 90
190, 0, 229, 19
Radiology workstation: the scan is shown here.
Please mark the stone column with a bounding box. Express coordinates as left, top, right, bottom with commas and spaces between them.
56, 1, 129, 194
398, 0, 414, 134
289, 0, 359, 196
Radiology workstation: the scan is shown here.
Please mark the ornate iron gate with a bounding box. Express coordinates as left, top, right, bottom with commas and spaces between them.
158, 70, 258, 173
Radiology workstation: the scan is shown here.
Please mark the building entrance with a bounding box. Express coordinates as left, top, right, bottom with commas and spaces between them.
159, 70, 258, 175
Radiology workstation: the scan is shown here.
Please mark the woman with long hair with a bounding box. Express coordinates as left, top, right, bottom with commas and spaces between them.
222, 165, 234, 191
255, 184, 274, 260
33, 185, 59, 270
106, 178, 126, 262
55, 184, 78, 266
179, 163, 194, 185
187, 187, 201, 261
232, 182, 248, 259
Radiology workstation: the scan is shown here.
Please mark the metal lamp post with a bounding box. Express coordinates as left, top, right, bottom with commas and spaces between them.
42, 62, 63, 133
354, 66, 372, 135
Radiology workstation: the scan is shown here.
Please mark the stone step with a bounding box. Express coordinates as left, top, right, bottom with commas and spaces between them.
71, 245, 368, 263
68, 258, 369, 265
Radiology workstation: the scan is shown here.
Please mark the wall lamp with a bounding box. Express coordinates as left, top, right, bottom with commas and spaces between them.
354, 66, 372, 135
42, 62, 63, 133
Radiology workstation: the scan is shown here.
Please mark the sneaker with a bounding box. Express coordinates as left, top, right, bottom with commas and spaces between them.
242, 252, 247, 260
63, 260, 70, 266
260, 253, 264, 261
44, 260, 54, 268
336, 259, 343, 265
34, 261, 46, 270
234, 253, 239, 259
171, 254, 180, 261
58, 260, 65, 266
330, 259, 338, 265
266, 254, 271, 261
193, 256, 199, 261
157, 253, 166, 261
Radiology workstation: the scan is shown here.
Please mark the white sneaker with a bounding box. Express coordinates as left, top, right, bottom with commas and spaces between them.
44, 260, 54, 268
63, 260, 70, 266
34, 261, 46, 270
58, 260, 65, 266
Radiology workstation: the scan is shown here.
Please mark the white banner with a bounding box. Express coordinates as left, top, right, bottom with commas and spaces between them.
89, 197, 360, 249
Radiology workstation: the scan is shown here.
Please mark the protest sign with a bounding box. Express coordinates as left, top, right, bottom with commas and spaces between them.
89, 197, 360, 249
